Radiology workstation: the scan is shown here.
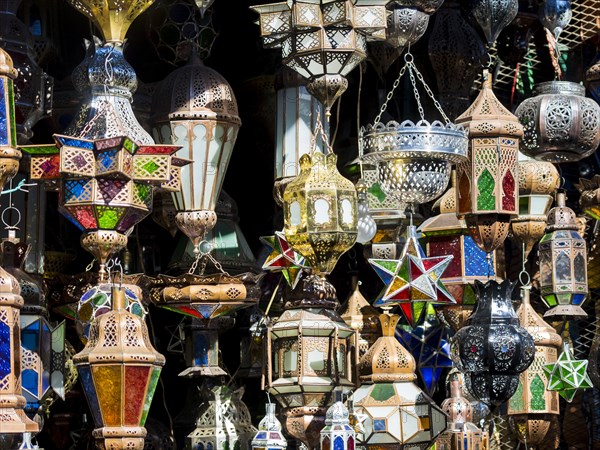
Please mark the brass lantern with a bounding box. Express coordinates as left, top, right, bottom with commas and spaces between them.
455, 73, 522, 253
507, 287, 561, 448
283, 152, 357, 276
538, 191, 588, 318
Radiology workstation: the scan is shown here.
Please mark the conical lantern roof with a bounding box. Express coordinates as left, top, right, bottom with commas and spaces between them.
518, 287, 562, 348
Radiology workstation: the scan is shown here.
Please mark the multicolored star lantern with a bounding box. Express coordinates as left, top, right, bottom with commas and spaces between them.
369, 225, 456, 326
261, 231, 306, 288
543, 341, 593, 402
396, 303, 452, 396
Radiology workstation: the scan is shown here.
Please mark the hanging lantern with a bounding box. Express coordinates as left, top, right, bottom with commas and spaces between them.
252, 403, 287, 450
74, 285, 165, 450
320, 391, 356, 450
264, 275, 356, 449
510, 153, 559, 256
543, 340, 592, 402
468, 0, 518, 45
538, 191, 588, 318
152, 54, 241, 253
538, 0, 572, 40
356, 180, 377, 245
455, 72, 521, 254
586, 56, 600, 103
352, 313, 448, 449
251, 0, 387, 113
575, 175, 600, 220
261, 231, 306, 289
515, 81, 600, 163
507, 287, 562, 448
283, 152, 358, 276
452, 280, 535, 407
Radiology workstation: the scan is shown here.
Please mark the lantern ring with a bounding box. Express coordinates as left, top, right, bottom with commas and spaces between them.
197, 239, 215, 256
518, 270, 531, 287
1, 205, 20, 229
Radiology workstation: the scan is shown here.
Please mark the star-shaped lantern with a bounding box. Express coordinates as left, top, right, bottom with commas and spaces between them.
369, 225, 456, 326
543, 341, 593, 402
260, 231, 306, 289
396, 303, 453, 396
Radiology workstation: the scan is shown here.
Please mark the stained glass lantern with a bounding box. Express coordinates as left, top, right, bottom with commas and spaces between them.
455, 73, 521, 254
538, 0, 572, 40
264, 275, 356, 449
468, 0, 518, 45
251, 0, 387, 113
575, 175, 600, 220
0, 47, 20, 188
252, 403, 287, 450
543, 340, 592, 403
507, 287, 562, 447
538, 191, 588, 318
74, 285, 165, 450
152, 54, 241, 253
320, 391, 356, 450
352, 313, 448, 450
283, 152, 357, 276
510, 153, 559, 256
451, 280, 535, 407
515, 81, 600, 162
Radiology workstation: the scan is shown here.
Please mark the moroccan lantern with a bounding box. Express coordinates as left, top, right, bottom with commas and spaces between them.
282, 151, 358, 276
152, 54, 241, 253
320, 391, 356, 450
515, 81, 600, 162
264, 275, 356, 449
468, 0, 518, 45
252, 403, 287, 450
538, 0, 572, 40
586, 56, 600, 103
352, 313, 448, 449
507, 287, 562, 448
74, 285, 166, 450
538, 191, 588, 318
575, 175, 600, 220
455, 72, 521, 254
543, 339, 592, 402
451, 280, 535, 407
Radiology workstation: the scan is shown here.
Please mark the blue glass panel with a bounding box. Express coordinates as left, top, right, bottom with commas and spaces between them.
22, 369, 38, 397
256, 433, 267, 440
464, 237, 494, 277
197, 444, 204, 450
0, 317, 10, 380
207, 443, 213, 450
193, 332, 209, 366
0, 82, 7, 146
21, 325, 40, 352
78, 366, 102, 426
64, 180, 86, 202
373, 419, 386, 431
333, 436, 344, 450
193, 305, 217, 319
573, 293, 586, 305
56, 136, 94, 149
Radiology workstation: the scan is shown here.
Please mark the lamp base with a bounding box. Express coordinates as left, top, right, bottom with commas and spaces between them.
92, 426, 146, 450
0, 406, 39, 434
282, 406, 327, 450
544, 305, 588, 318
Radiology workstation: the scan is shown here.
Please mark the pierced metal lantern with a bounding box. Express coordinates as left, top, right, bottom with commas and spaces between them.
152, 54, 241, 253
74, 286, 166, 450
353, 313, 448, 450
468, 0, 518, 45
252, 403, 287, 450
455, 74, 521, 254
538, 191, 588, 318
507, 287, 561, 448
575, 175, 600, 220
538, 0, 572, 40
515, 81, 600, 162
283, 152, 358, 276
451, 280, 535, 407
320, 392, 356, 450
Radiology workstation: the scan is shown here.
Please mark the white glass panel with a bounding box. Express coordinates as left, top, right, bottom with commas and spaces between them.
308, 349, 325, 371
314, 198, 331, 224
290, 201, 302, 226
283, 349, 298, 372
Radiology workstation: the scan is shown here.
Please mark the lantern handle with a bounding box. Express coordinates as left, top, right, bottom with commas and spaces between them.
518, 243, 531, 287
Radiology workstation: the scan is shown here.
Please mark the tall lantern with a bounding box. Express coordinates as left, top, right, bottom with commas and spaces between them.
455, 73, 521, 254
538, 191, 588, 318
74, 286, 165, 450
152, 54, 241, 253
507, 287, 561, 448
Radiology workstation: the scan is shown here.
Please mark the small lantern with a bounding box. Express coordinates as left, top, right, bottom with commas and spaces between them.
252, 403, 287, 450
538, 0, 572, 40
538, 191, 588, 318
575, 175, 600, 220
352, 313, 448, 449
283, 152, 357, 276
455, 72, 522, 254
74, 285, 166, 450
451, 280, 535, 407
507, 287, 562, 447
320, 391, 356, 450
543, 340, 592, 403
468, 0, 518, 45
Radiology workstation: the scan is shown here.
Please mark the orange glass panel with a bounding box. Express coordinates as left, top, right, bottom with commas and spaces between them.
92, 365, 123, 426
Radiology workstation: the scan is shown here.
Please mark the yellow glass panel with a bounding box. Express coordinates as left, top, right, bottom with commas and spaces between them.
92, 365, 123, 426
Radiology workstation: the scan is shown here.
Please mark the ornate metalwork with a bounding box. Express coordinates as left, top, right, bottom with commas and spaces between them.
586, 56, 600, 103
468, 0, 518, 44
575, 174, 600, 220
394, 0, 444, 14
516, 81, 600, 162
320, 392, 355, 450
538, 0, 572, 40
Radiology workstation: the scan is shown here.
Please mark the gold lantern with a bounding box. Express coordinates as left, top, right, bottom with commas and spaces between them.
283, 151, 357, 276
455, 72, 522, 253
507, 287, 561, 448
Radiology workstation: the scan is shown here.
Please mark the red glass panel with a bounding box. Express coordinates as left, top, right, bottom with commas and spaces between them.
74, 205, 98, 230
428, 236, 462, 278
124, 365, 151, 426
502, 170, 515, 211
458, 171, 471, 213
137, 145, 180, 155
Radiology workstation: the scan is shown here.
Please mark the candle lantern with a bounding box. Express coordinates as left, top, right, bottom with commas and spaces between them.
455, 73, 521, 254
538, 191, 588, 318
252, 403, 287, 450
320, 391, 356, 450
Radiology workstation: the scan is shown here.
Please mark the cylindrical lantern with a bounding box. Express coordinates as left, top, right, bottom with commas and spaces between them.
455, 74, 522, 253
507, 287, 561, 447
538, 191, 588, 318
451, 280, 535, 407
515, 81, 600, 162
320, 391, 356, 450
252, 403, 287, 450
74, 286, 165, 450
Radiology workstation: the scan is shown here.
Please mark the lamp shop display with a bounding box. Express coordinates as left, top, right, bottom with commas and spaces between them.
4, 0, 600, 449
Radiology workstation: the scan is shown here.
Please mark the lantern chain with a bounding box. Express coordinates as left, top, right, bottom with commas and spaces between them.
373, 64, 407, 125
310, 109, 334, 154
187, 240, 229, 276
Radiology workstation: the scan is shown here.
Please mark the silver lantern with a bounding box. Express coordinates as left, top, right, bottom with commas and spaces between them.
468, 0, 519, 45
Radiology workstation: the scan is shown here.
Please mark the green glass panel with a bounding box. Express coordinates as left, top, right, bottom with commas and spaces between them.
97, 207, 121, 229
509, 380, 524, 411
370, 383, 395, 402
142, 160, 159, 174
544, 294, 557, 307
368, 182, 387, 202
476, 168, 495, 211
140, 367, 162, 425
135, 184, 152, 202
463, 285, 477, 305
20, 145, 59, 155
530, 374, 546, 410
378, 260, 399, 273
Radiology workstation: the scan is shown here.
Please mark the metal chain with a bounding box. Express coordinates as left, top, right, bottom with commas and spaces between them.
373, 64, 408, 125
187, 241, 230, 276
310, 109, 333, 155
518, 243, 531, 287
408, 65, 425, 121
410, 62, 452, 125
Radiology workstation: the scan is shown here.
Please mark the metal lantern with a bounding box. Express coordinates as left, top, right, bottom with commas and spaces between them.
0, 47, 20, 181
264, 275, 356, 449
510, 153, 559, 256
74, 286, 166, 450
320, 391, 356, 450
252, 403, 287, 450
352, 313, 448, 450
152, 54, 241, 253
455, 73, 521, 254
586, 57, 600, 103
538, 191, 588, 318
507, 287, 562, 447
538, 0, 572, 40
282, 152, 358, 276
468, 0, 518, 45
515, 81, 600, 162
543, 341, 592, 403
251, 0, 387, 113
451, 280, 535, 407
575, 175, 600, 220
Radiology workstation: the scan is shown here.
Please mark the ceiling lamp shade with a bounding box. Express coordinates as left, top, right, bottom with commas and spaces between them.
152, 54, 241, 253
455, 74, 522, 254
